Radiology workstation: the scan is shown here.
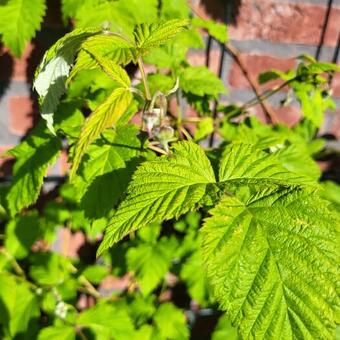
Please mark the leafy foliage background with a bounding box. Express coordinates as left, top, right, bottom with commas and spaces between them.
0, 0, 339, 339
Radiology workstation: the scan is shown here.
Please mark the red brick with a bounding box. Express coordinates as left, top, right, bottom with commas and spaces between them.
330, 110, 340, 138
98, 274, 130, 296
188, 49, 222, 75
254, 104, 301, 127
12, 44, 34, 80
229, 53, 296, 90
59, 149, 70, 175
332, 72, 340, 97
227, 0, 340, 47
8, 96, 35, 135
58, 228, 86, 258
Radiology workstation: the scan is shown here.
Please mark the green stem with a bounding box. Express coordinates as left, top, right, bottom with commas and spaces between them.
137, 57, 151, 101
0, 248, 26, 278
241, 77, 297, 111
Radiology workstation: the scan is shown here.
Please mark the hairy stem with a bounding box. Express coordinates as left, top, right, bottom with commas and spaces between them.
241, 78, 297, 111
137, 57, 151, 101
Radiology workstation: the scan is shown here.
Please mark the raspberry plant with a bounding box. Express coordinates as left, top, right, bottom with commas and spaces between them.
0, 1, 339, 339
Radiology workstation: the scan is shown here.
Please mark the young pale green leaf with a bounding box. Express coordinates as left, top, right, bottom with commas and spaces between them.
6, 125, 60, 216
81, 49, 131, 87
33, 27, 102, 133
37, 326, 76, 340
180, 66, 226, 98
127, 235, 178, 295
70, 87, 132, 178
0, 0, 46, 57
68, 34, 136, 83
97, 141, 216, 255
202, 187, 339, 339
134, 19, 189, 51
192, 17, 228, 44
219, 143, 313, 186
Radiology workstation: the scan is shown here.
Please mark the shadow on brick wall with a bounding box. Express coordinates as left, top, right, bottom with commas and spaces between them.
200, 0, 241, 24
0, 49, 13, 99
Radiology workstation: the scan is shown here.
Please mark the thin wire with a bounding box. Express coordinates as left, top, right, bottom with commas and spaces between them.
315, 0, 333, 60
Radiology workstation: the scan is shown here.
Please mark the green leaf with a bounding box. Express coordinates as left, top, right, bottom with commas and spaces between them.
321, 180, 340, 211
68, 34, 136, 83
192, 17, 228, 43
258, 70, 283, 84
194, 117, 214, 141
74, 0, 158, 35
81, 49, 131, 87
29, 253, 73, 286
5, 212, 42, 259
212, 315, 240, 340
128, 294, 156, 327
98, 141, 216, 255
294, 84, 334, 127
6, 124, 60, 216
127, 235, 178, 295
0, 273, 39, 337
82, 265, 108, 285
76, 126, 144, 219
38, 326, 76, 340
160, 0, 190, 19
0, 0, 46, 57
134, 19, 189, 51
153, 303, 189, 340
273, 144, 320, 180
180, 249, 214, 306
180, 66, 225, 98
219, 143, 312, 186
77, 302, 135, 340
70, 87, 132, 178
33, 27, 102, 133
201, 187, 339, 339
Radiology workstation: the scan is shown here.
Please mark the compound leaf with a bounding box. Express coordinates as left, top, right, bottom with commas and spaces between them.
134, 19, 189, 52
202, 187, 339, 339
98, 141, 216, 255
219, 143, 312, 186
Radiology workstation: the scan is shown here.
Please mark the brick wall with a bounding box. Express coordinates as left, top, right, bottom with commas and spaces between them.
0, 0, 339, 176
